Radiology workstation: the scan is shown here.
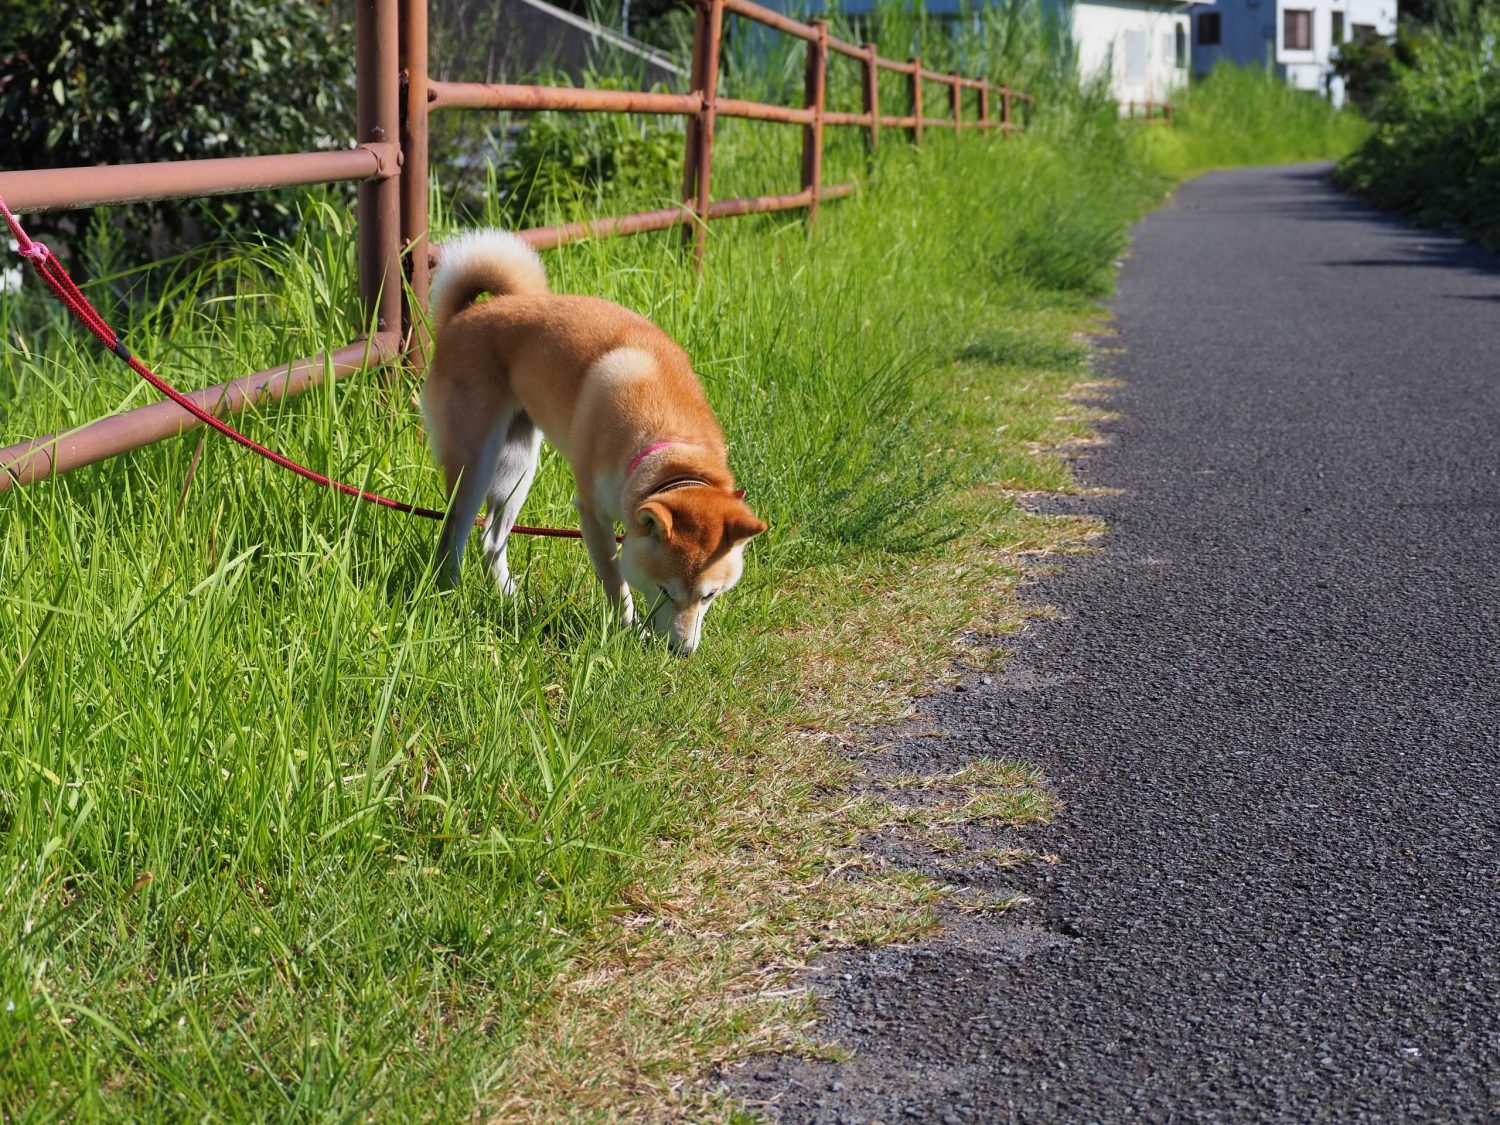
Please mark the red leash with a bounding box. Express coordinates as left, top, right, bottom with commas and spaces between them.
1, 194, 584, 540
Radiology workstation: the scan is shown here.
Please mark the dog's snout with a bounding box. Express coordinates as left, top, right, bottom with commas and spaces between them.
645, 600, 704, 655
668, 621, 702, 655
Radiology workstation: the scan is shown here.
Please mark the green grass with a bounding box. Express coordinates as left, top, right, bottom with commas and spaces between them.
1, 54, 1363, 1121
1134, 63, 1370, 178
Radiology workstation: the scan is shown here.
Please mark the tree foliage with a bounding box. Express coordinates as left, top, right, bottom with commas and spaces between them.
493, 79, 682, 226
1337, 1, 1500, 250
0, 0, 353, 255
1330, 30, 1415, 113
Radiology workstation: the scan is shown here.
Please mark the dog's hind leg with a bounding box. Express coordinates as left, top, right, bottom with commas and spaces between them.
427, 367, 514, 589
481, 412, 543, 596
434, 419, 506, 590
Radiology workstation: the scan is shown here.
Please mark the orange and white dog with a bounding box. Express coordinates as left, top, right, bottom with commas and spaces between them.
422, 230, 766, 654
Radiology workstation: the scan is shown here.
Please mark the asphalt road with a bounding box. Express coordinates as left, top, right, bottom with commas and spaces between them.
723, 165, 1500, 1121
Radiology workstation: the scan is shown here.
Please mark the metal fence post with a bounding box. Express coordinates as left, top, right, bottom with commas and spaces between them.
680, 0, 708, 248
681, 0, 725, 267
950, 73, 962, 130
356, 0, 402, 339
862, 43, 880, 155
802, 20, 828, 226
399, 0, 429, 365
979, 82, 991, 133
908, 57, 922, 146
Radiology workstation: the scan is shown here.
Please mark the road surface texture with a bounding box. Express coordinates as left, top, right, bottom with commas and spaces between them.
723, 165, 1500, 1120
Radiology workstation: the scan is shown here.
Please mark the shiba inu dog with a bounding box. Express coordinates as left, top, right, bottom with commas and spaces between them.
422, 229, 766, 654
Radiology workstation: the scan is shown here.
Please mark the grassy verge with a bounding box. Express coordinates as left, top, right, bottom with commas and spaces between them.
1134, 63, 1370, 178
2, 66, 1361, 1120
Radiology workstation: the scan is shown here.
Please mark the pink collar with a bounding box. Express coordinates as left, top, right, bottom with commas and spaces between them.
626, 440, 678, 480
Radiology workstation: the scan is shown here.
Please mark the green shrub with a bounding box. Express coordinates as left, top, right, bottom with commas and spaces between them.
1337, 6, 1500, 249
0, 0, 352, 257
1330, 29, 1416, 113
486, 78, 684, 227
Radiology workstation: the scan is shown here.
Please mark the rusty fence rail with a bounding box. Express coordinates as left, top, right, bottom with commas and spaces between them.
1124, 99, 1175, 124
0, 0, 1033, 492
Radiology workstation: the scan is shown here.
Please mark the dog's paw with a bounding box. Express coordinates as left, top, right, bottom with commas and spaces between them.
488, 558, 518, 598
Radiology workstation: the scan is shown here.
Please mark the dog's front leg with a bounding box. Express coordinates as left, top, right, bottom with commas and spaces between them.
576, 502, 633, 625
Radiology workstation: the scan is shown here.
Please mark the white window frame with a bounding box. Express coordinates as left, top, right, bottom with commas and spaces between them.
1282, 7, 1314, 53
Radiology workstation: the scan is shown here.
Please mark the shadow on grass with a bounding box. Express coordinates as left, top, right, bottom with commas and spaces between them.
959, 330, 1089, 373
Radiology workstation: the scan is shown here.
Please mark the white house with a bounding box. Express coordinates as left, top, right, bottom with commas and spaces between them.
1072, 0, 1195, 107
1188, 0, 1397, 105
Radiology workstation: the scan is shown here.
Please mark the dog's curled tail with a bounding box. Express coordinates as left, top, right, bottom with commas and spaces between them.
428, 229, 549, 334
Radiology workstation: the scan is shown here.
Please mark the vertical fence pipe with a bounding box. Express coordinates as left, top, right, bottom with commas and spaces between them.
861, 43, 880, 154
801, 20, 828, 225
979, 82, 991, 132
950, 73, 963, 130
356, 0, 402, 337
682, 0, 725, 266
908, 57, 923, 145
399, 0, 430, 362
680, 0, 708, 236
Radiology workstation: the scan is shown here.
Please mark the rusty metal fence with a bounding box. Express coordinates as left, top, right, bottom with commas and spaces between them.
1125, 99, 1175, 124
0, 0, 1033, 491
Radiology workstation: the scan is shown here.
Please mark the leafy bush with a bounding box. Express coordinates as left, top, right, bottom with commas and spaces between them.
1330, 29, 1415, 113
488, 78, 683, 226
1337, 5, 1500, 249
0, 0, 352, 257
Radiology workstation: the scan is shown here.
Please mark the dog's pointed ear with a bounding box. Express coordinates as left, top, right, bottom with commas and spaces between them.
636, 500, 674, 541
727, 498, 767, 545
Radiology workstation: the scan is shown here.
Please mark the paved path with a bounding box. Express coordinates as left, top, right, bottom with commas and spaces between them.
724, 165, 1500, 1120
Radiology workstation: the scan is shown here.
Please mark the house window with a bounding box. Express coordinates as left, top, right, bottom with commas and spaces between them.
1198, 11, 1222, 45
1284, 9, 1312, 50
1332, 10, 1346, 42
1352, 21, 1378, 40
1176, 22, 1188, 66
1125, 30, 1149, 82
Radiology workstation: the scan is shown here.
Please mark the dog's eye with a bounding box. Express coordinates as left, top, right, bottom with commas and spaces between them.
703, 590, 717, 601
658, 585, 673, 603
